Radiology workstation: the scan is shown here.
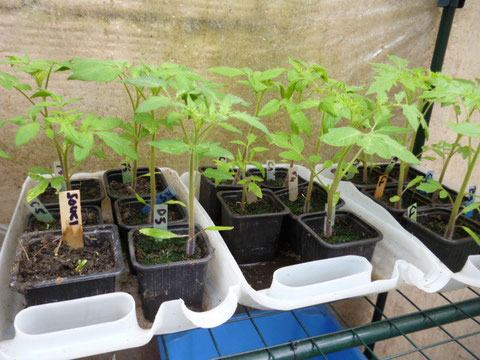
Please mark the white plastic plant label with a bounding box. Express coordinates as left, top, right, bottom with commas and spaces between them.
59, 190, 84, 249
266, 160, 276, 181
26, 198, 55, 222
154, 204, 168, 229
288, 165, 299, 201
53, 160, 66, 191
465, 185, 477, 218
121, 160, 133, 184
407, 202, 418, 222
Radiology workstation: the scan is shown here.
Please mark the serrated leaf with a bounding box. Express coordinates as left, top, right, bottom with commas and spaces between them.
321, 127, 362, 147
210, 66, 245, 77
231, 112, 270, 135
69, 60, 123, 82
15, 122, 41, 146
258, 99, 281, 117
309, 155, 323, 163
258, 68, 285, 81
279, 150, 303, 161
137, 96, 172, 113
0, 71, 18, 90
124, 76, 166, 89
73, 132, 94, 163
27, 180, 50, 202
97, 131, 139, 160
149, 139, 189, 155
29, 167, 53, 175
140, 228, 186, 239
218, 122, 242, 134
50, 176, 65, 193
402, 104, 421, 130
449, 123, 480, 138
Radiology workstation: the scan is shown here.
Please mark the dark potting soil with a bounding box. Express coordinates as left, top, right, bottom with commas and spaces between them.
16, 233, 115, 284
240, 250, 301, 290
278, 186, 328, 215
120, 202, 183, 225
133, 232, 203, 266
39, 179, 101, 203
226, 197, 281, 215
374, 188, 421, 210
310, 216, 372, 245
109, 174, 165, 197
25, 208, 100, 232
260, 173, 288, 188
417, 212, 471, 241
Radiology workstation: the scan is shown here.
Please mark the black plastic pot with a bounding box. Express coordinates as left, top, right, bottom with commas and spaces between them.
362, 184, 432, 224
246, 167, 307, 192
403, 208, 480, 272
217, 189, 290, 264
114, 196, 188, 252
330, 165, 393, 190
298, 211, 383, 262
128, 224, 213, 322
38, 178, 106, 208
104, 167, 168, 222
199, 166, 242, 224
10, 224, 125, 307
24, 205, 103, 233
275, 183, 345, 254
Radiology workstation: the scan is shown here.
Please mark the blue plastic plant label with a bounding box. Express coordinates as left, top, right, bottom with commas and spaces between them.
418, 170, 434, 194
465, 185, 477, 218
142, 186, 176, 213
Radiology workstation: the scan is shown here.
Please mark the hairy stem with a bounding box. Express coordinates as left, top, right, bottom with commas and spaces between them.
186, 150, 196, 255
149, 133, 156, 224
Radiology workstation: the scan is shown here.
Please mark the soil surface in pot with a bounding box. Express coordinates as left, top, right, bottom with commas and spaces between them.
240, 250, 301, 291
278, 186, 328, 215
133, 232, 204, 265
39, 179, 101, 203
120, 202, 183, 225
259, 173, 288, 188
16, 233, 115, 284
373, 188, 423, 210
417, 212, 471, 241
109, 173, 165, 197
25, 208, 100, 232
308, 216, 373, 245
226, 197, 281, 215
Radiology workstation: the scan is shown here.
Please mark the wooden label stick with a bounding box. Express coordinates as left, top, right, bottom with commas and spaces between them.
374, 175, 388, 199
59, 190, 84, 249
288, 166, 299, 201
266, 160, 276, 181
154, 204, 168, 230
121, 161, 133, 184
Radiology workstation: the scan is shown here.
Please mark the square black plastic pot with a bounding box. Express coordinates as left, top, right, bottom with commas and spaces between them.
24, 205, 103, 234
217, 189, 290, 264
330, 165, 395, 190
38, 178, 106, 208
104, 167, 168, 222
275, 183, 345, 254
199, 166, 242, 224
128, 224, 213, 322
10, 224, 125, 307
298, 211, 383, 262
362, 184, 432, 225
402, 208, 480, 272
246, 167, 308, 192
113, 196, 188, 252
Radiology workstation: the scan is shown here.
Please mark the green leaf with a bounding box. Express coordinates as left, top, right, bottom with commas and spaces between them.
97, 131, 139, 160
136, 96, 172, 113
149, 139, 190, 155
390, 195, 401, 203
203, 168, 233, 184
165, 199, 187, 207
210, 66, 245, 78
323, 160, 334, 169
0, 71, 18, 90
249, 182, 263, 198
309, 155, 323, 163
195, 142, 234, 159
0, 116, 29, 127
416, 180, 442, 193
50, 176, 65, 193
289, 110, 312, 136
204, 226, 234, 231
290, 134, 304, 153
139, 228, 186, 239
258, 68, 285, 81
440, 190, 449, 199
15, 122, 41, 147
135, 193, 148, 206
231, 112, 270, 135
376, 126, 413, 135
124, 76, 166, 89
90, 117, 123, 131
461, 203, 480, 215
69, 60, 123, 82
321, 127, 362, 147
461, 226, 480, 246
259, 99, 281, 117
279, 150, 303, 161
29, 167, 53, 175
73, 132, 94, 163
218, 122, 242, 134
404, 176, 425, 191
402, 105, 422, 130
27, 180, 50, 203
0, 148, 11, 160
449, 123, 480, 138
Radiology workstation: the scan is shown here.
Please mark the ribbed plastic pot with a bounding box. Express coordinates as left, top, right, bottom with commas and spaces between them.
128, 224, 213, 322
275, 183, 345, 254
246, 167, 307, 192
298, 211, 383, 262
10, 224, 125, 307
38, 178, 106, 208
402, 208, 480, 272
24, 205, 103, 234
217, 189, 290, 264
103, 167, 168, 222
198, 166, 242, 224
113, 196, 187, 252
362, 184, 432, 225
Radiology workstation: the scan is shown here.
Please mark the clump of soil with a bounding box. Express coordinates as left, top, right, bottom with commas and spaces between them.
25, 207, 100, 232
39, 179, 101, 203
278, 186, 328, 215
240, 250, 301, 290
226, 197, 281, 215
119, 202, 184, 225
134, 232, 203, 265
109, 173, 165, 197
418, 212, 471, 240
308, 216, 374, 245
15, 233, 115, 286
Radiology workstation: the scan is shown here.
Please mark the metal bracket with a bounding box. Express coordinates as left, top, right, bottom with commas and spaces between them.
438, 0, 465, 8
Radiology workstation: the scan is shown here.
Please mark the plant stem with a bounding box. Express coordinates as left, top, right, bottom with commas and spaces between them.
241, 183, 247, 215
433, 134, 462, 201
149, 133, 156, 224
63, 145, 71, 190
304, 127, 323, 213
186, 150, 196, 255
445, 143, 480, 239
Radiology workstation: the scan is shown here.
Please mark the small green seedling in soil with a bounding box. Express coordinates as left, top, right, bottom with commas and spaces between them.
74, 259, 88, 274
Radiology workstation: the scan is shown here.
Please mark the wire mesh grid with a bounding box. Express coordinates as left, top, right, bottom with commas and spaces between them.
195, 287, 480, 360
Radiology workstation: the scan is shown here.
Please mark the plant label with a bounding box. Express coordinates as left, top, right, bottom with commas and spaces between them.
465, 185, 477, 218
266, 160, 276, 181
59, 190, 83, 249
53, 161, 66, 191
121, 161, 133, 184
142, 186, 177, 213
218, 157, 227, 163
385, 157, 398, 174
154, 204, 168, 230
419, 170, 434, 194
246, 190, 258, 204
288, 166, 299, 201
407, 203, 418, 222
374, 175, 388, 199
323, 203, 336, 234
353, 159, 360, 167
26, 198, 55, 222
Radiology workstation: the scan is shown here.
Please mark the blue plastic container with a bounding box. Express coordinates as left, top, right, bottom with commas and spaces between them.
158, 304, 367, 360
